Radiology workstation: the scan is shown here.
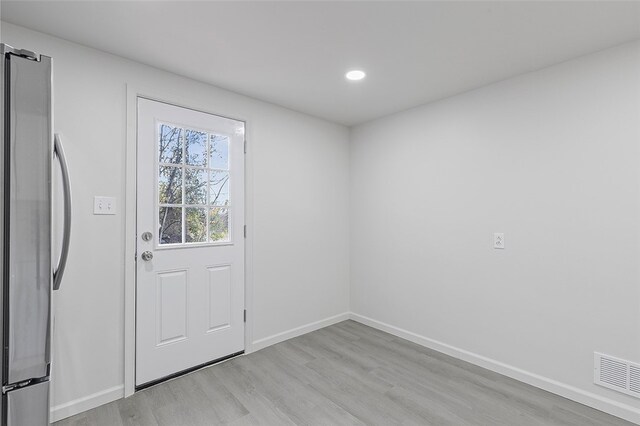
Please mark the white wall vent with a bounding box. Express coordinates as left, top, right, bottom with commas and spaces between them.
594, 352, 640, 398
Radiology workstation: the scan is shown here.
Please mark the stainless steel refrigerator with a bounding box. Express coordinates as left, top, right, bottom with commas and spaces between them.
0, 44, 71, 425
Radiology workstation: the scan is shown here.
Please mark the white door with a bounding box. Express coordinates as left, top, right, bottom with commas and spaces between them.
136, 98, 245, 387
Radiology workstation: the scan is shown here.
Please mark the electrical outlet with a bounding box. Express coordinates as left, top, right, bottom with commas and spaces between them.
94, 196, 116, 215
494, 233, 504, 249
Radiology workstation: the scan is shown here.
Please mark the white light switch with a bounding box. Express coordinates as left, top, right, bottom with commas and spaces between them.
494, 233, 504, 249
94, 196, 116, 215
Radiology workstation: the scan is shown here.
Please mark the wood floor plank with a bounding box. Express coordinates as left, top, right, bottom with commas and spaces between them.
210, 362, 297, 426
55, 320, 635, 426
117, 392, 158, 426
54, 414, 91, 426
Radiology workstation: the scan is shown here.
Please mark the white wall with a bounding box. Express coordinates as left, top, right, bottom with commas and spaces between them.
0, 22, 350, 418
3, 17, 640, 424
350, 41, 640, 421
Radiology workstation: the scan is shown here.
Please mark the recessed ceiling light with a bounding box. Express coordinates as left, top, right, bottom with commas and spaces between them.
345, 70, 366, 81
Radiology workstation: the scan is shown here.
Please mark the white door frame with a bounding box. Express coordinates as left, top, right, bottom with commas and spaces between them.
124, 85, 254, 397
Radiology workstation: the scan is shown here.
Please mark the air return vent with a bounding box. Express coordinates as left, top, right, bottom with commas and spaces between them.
594, 352, 640, 398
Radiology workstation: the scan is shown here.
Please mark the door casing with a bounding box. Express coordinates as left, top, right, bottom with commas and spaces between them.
123, 85, 254, 397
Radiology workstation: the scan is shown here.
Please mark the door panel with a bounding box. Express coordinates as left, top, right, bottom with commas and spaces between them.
6, 381, 49, 426
207, 265, 231, 331
156, 270, 188, 345
6, 53, 52, 384
136, 98, 245, 386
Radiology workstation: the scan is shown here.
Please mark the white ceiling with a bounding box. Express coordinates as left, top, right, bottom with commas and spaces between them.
2, 1, 640, 126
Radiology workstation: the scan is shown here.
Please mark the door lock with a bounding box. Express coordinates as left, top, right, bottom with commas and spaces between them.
141, 232, 153, 242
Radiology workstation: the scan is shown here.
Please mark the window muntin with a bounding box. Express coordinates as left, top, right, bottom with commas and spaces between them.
157, 123, 232, 245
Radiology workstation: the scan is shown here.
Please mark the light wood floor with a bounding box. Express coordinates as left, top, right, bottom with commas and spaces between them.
55, 320, 634, 426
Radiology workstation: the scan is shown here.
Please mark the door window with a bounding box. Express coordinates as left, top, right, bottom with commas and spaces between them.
157, 123, 231, 245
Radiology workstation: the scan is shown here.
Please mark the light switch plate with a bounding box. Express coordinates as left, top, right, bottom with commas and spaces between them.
94, 196, 116, 215
494, 233, 504, 249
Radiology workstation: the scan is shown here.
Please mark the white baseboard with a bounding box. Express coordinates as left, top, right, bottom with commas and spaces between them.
52, 312, 637, 424
251, 312, 351, 352
349, 312, 640, 425
50, 385, 124, 422
49, 313, 350, 421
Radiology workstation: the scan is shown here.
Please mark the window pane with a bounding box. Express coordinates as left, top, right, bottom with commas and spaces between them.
159, 166, 182, 204
185, 129, 207, 166
209, 135, 229, 170
159, 124, 182, 164
159, 207, 182, 244
209, 171, 230, 206
209, 207, 229, 242
186, 208, 207, 243
185, 168, 207, 205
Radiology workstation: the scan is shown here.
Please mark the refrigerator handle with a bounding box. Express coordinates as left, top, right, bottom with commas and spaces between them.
53, 133, 72, 291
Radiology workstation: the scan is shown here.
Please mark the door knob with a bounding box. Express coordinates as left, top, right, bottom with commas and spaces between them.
141, 251, 153, 261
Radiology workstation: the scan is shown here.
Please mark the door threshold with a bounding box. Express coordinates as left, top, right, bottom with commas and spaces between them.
135, 350, 244, 392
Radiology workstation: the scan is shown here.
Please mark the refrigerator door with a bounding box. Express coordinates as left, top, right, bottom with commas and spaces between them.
5, 381, 49, 426
5, 52, 52, 384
